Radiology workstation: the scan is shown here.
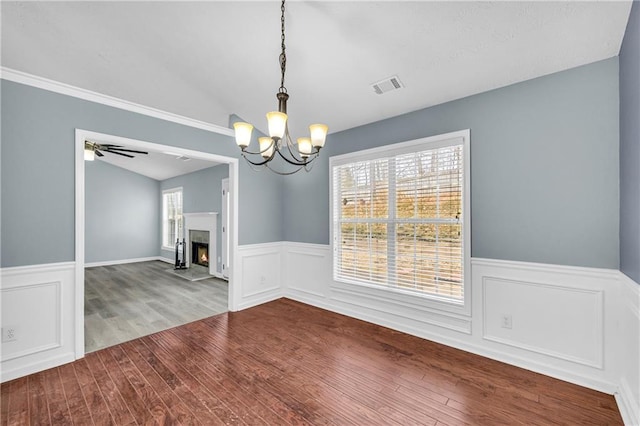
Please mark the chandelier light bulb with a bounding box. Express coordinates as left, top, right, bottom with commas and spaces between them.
297, 137, 312, 158
233, 122, 254, 148
84, 147, 95, 161
259, 137, 275, 159
309, 124, 328, 148
266, 111, 287, 139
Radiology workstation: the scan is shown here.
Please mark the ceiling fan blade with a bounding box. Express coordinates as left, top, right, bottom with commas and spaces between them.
105, 150, 134, 158
106, 148, 148, 155
95, 150, 104, 157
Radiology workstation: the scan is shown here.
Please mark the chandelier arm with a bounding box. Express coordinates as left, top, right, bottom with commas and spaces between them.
239, 139, 276, 156
265, 162, 306, 176
280, 126, 320, 164
241, 152, 275, 167
274, 147, 315, 167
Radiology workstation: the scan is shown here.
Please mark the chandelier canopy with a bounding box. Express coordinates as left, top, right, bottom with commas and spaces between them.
233, 0, 328, 175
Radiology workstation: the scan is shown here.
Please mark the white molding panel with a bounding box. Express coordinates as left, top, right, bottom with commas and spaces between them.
1, 67, 233, 136
615, 273, 640, 426
1, 262, 76, 383
235, 242, 283, 310
481, 277, 604, 368
281, 243, 627, 396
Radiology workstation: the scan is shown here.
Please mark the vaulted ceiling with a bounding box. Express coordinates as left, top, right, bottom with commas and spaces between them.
1, 1, 632, 141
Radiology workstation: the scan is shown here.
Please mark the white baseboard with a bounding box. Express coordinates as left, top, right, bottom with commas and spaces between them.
84, 256, 163, 268
617, 377, 640, 426
1, 352, 75, 383
617, 273, 640, 426
158, 257, 175, 264
281, 243, 627, 396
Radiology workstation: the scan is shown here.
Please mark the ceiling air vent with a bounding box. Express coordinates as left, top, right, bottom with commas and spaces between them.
176, 155, 191, 162
371, 75, 404, 95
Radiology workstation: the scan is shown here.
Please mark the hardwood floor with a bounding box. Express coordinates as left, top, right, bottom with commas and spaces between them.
2, 298, 622, 425
85, 261, 228, 353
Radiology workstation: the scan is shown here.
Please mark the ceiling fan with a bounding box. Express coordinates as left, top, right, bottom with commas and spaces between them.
84, 140, 148, 160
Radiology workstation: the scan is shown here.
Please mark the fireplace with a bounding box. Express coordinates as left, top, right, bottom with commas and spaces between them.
192, 242, 209, 267
189, 230, 210, 268
184, 212, 217, 276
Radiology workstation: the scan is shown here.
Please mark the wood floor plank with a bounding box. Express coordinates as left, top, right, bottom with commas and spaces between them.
5, 377, 29, 426
41, 368, 73, 425
83, 352, 137, 426
73, 358, 116, 425
27, 373, 50, 426
119, 340, 204, 425
106, 345, 175, 425
1, 298, 624, 425
57, 362, 94, 425
1, 382, 10, 426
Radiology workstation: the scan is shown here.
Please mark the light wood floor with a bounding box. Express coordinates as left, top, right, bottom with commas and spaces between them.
1, 298, 623, 425
84, 261, 228, 353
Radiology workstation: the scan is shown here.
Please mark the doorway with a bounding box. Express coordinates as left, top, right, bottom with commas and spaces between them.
75, 129, 239, 357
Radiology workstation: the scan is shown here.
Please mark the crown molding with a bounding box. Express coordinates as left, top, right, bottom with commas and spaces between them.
0, 67, 234, 136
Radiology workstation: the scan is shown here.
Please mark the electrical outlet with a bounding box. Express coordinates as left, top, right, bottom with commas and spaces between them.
2, 327, 17, 342
260, 275, 266, 285
501, 314, 512, 329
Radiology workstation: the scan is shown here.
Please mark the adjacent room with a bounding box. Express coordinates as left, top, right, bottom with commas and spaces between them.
83, 141, 231, 352
1, 1, 639, 425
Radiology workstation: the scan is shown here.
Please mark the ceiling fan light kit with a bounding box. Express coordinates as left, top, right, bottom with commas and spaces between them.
233, 0, 328, 175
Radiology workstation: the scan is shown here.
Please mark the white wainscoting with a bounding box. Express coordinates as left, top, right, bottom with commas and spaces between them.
281, 242, 636, 405
1, 262, 76, 382
235, 242, 283, 311
615, 273, 640, 426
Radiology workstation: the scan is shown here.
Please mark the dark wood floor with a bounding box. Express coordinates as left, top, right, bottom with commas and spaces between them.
1, 298, 623, 425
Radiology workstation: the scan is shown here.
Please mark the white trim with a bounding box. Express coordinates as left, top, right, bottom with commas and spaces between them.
1, 352, 75, 383
1, 281, 62, 361
616, 377, 640, 426
0, 261, 76, 277
76, 129, 240, 357
481, 277, 604, 368
329, 129, 471, 316
84, 257, 165, 268
620, 272, 640, 320
158, 257, 174, 265
1, 67, 234, 136
472, 257, 621, 280
1, 261, 75, 383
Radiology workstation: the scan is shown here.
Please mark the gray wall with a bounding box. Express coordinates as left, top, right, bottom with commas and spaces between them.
284, 58, 620, 269
160, 164, 229, 273
85, 161, 160, 263
620, 1, 640, 283
0, 80, 283, 268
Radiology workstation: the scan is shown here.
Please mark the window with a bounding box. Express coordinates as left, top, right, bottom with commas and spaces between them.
331, 131, 469, 305
162, 187, 183, 249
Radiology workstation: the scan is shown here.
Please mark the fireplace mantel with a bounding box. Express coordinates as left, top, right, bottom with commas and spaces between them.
184, 212, 218, 276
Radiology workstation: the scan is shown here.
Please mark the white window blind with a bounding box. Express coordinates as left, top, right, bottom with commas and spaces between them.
162, 188, 183, 249
332, 137, 466, 302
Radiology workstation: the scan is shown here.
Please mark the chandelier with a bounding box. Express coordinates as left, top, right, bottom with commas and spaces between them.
233, 0, 328, 175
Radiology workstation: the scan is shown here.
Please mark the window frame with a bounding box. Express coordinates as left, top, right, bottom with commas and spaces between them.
329, 130, 471, 314
161, 186, 184, 251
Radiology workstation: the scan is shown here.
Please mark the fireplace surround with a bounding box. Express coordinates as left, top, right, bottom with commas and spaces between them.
183, 212, 218, 276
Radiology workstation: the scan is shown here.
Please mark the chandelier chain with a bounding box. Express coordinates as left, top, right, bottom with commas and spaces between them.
279, 0, 287, 93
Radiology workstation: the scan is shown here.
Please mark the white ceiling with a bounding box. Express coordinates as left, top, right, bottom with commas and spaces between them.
90, 140, 222, 181
1, 1, 633, 142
